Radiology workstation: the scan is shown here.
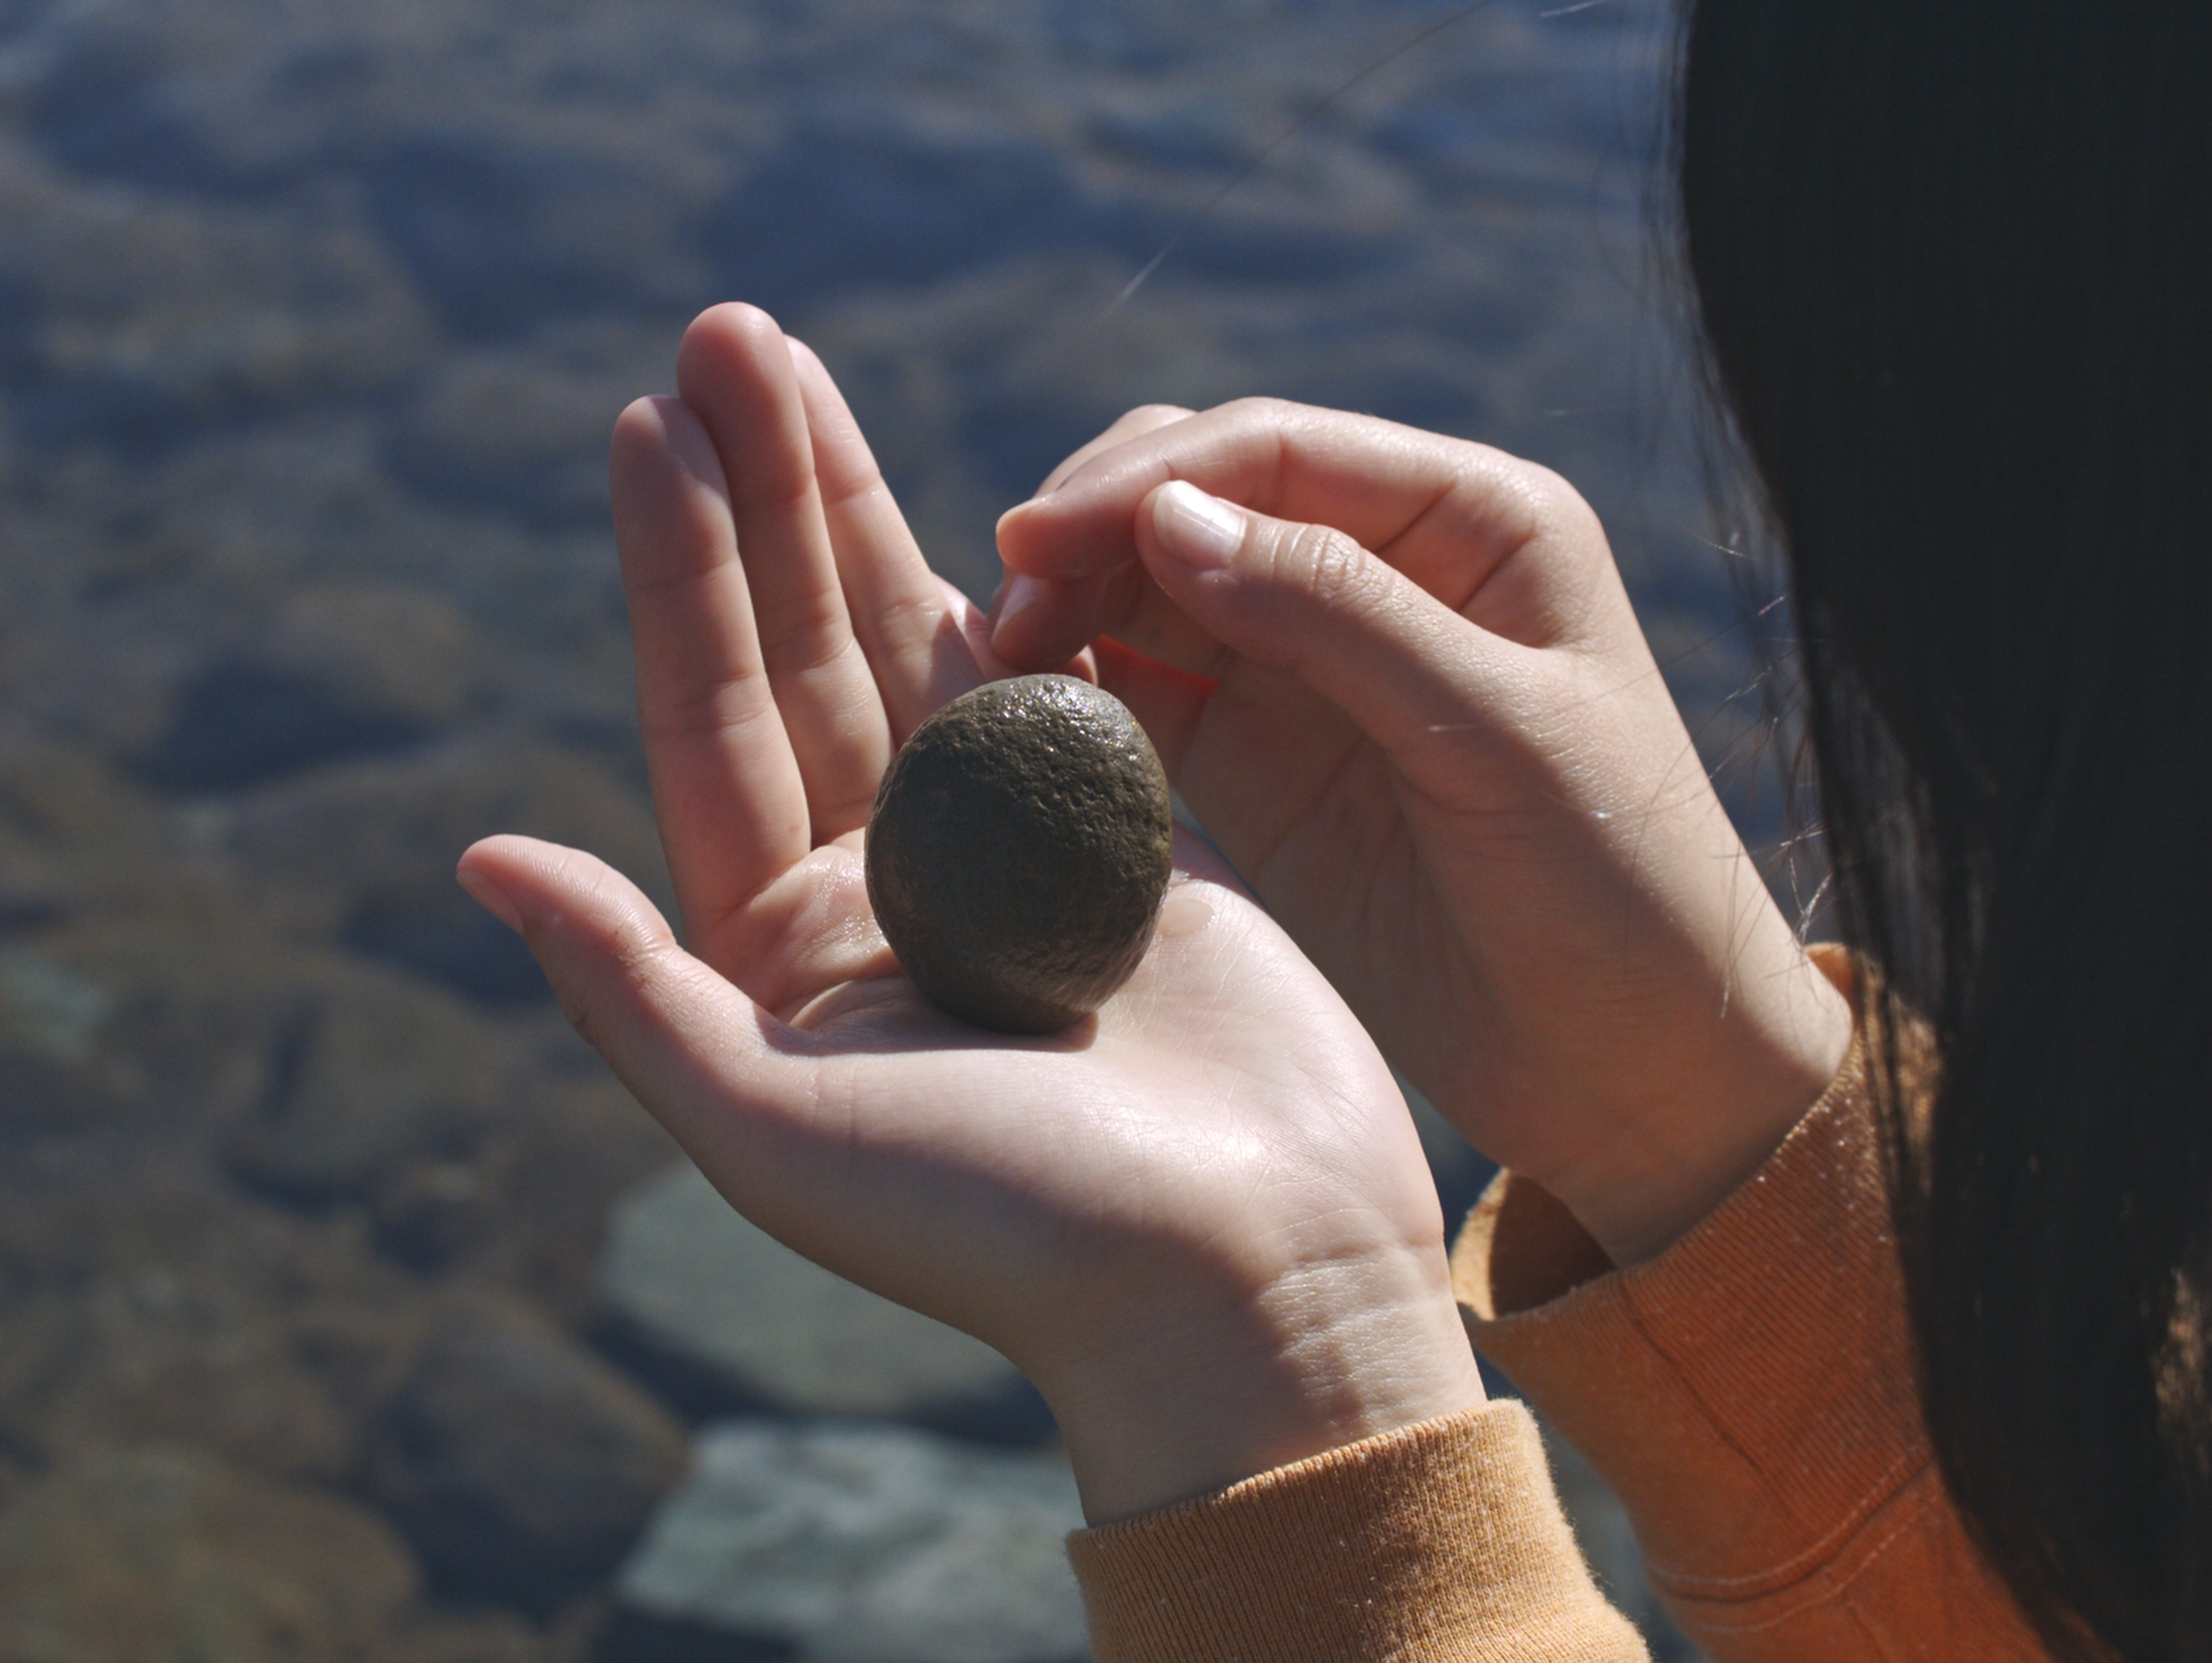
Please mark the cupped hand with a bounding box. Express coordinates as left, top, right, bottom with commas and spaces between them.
992, 400, 1853, 1265
457, 310, 1483, 1523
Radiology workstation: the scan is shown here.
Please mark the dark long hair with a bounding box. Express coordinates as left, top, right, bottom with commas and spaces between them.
1676, 2, 2212, 1656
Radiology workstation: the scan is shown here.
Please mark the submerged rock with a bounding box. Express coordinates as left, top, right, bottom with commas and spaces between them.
600, 1163, 1042, 1437
617, 1421, 1088, 1663
0, 1446, 421, 1663
363, 1297, 688, 1608
865, 675, 1173, 1034
228, 968, 504, 1202
374, 1073, 681, 1320
0, 1274, 359, 1487
227, 743, 671, 1007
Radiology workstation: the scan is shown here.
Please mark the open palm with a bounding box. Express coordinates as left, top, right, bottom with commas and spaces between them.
457, 308, 1482, 1524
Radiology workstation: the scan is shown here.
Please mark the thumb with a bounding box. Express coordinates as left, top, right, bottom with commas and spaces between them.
455, 835, 806, 1171
1138, 479, 1531, 762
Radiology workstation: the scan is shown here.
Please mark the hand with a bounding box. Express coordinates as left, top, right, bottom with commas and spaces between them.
457, 309, 1484, 1522
992, 400, 1853, 1265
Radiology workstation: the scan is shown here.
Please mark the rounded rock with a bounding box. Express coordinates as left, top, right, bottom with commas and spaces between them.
865, 675, 1173, 1034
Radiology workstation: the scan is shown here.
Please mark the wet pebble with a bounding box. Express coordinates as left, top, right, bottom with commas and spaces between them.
363, 1297, 688, 1608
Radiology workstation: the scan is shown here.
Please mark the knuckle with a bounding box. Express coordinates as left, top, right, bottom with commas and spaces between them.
1514, 457, 1604, 543
1280, 520, 1379, 613
595, 934, 676, 1031
1223, 394, 1299, 427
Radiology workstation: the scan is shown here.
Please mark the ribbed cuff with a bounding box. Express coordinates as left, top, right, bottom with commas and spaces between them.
1447, 951, 2044, 1655
1451, 948, 1928, 1597
1068, 1400, 1648, 1661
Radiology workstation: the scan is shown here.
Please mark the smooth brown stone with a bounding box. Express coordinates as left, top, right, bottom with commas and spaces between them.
865, 675, 1174, 1034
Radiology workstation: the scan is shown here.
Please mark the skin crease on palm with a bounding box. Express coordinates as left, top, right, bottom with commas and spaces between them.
457, 301, 1851, 1525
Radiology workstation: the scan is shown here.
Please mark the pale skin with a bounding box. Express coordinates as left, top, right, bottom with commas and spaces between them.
457, 302, 1850, 1525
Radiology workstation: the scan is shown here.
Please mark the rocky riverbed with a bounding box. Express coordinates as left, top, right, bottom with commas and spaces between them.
0, 0, 1748, 1655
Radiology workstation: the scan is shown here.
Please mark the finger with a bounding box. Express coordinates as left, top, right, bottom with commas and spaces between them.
678, 304, 892, 839
998, 398, 1514, 581
1032, 403, 1195, 497
989, 572, 1113, 671
999, 561, 1227, 684
988, 407, 1195, 668
455, 836, 818, 1184
993, 398, 1596, 667
787, 337, 982, 741
611, 393, 811, 948
1133, 479, 1542, 791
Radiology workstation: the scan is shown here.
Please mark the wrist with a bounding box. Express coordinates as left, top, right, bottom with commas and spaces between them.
1037, 1245, 1487, 1526
1544, 939, 1855, 1266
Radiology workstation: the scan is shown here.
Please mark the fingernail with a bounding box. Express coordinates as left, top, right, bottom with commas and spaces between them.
457, 868, 524, 934
994, 574, 1048, 637
1152, 480, 1244, 571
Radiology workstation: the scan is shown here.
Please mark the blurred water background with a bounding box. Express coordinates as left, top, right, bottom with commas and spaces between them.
0, 0, 1771, 1655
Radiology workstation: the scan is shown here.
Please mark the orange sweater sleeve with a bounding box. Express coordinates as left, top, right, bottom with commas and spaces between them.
1067, 1399, 1650, 1661
1454, 948, 2043, 1659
